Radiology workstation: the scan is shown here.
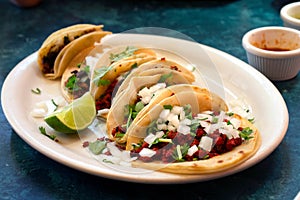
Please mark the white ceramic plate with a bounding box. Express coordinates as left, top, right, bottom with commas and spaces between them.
1, 34, 289, 184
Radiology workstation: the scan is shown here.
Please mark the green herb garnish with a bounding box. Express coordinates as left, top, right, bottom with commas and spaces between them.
172, 143, 189, 162
89, 140, 106, 155
51, 99, 58, 111
240, 127, 254, 140
93, 65, 113, 86
158, 73, 173, 83
31, 88, 41, 95
109, 46, 137, 62
103, 159, 114, 164
98, 79, 111, 86
39, 126, 57, 141
163, 105, 173, 110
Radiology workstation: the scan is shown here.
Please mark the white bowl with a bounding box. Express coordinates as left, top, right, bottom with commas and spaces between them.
281, 2, 300, 30
242, 26, 300, 81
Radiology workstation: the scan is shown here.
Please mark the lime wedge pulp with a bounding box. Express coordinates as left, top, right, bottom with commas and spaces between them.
44, 92, 96, 133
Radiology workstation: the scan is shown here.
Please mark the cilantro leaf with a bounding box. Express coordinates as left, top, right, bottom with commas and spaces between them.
39, 126, 57, 141
172, 143, 189, 161
158, 73, 173, 83
88, 140, 106, 155
109, 46, 137, 62
240, 127, 254, 140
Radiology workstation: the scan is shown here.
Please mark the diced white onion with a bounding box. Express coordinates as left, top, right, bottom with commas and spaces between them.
139, 148, 156, 157
106, 142, 122, 157
187, 145, 198, 156
179, 110, 185, 120
155, 131, 164, 138
230, 118, 241, 129
120, 151, 132, 162
171, 106, 183, 115
144, 133, 157, 145
168, 114, 179, 128
178, 124, 190, 135
199, 136, 213, 152
159, 109, 170, 121
30, 108, 47, 118
180, 118, 191, 126
157, 123, 167, 130
167, 125, 176, 132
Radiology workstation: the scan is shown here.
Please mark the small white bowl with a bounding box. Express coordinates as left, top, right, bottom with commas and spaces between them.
280, 2, 300, 30
242, 26, 300, 81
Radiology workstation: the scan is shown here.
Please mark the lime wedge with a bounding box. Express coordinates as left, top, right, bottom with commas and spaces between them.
45, 92, 96, 133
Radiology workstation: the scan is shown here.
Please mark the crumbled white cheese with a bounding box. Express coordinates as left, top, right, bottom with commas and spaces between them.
139, 148, 156, 157
199, 136, 213, 152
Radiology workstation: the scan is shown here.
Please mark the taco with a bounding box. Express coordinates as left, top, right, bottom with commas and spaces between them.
126, 89, 260, 174
90, 46, 156, 111
37, 24, 108, 79
60, 38, 110, 102
106, 70, 194, 144
115, 58, 195, 97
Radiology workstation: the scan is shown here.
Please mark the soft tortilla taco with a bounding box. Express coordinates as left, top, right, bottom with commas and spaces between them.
60, 34, 111, 102
115, 58, 195, 97
106, 69, 194, 144
37, 24, 107, 79
89, 46, 156, 112
125, 88, 260, 174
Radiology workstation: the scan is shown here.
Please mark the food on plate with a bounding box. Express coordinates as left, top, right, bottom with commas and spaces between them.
90, 46, 157, 111
37, 24, 110, 79
44, 92, 96, 133
106, 70, 194, 144
123, 88, 260, 174
115, 58, 195, 97
125, 84, 228, 150
60, 38, 110, 102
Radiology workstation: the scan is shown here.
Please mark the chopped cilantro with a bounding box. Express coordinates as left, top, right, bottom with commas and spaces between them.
98, 79, 111, 86
88, 140, 106, 155
131, 63, 138, 69
163, 105, 173, 110
172, 143, 189, 162
39, 126, 57, 141
102, 159, 114, 164
183, 104, 192, 119
158, 73, 173, 83
51, 99, 58, 111
248, 117, 255, 123
109, 46, 137, 62
227, 112, 234, 117
31, 88, 41, 95
135, 101, 145, 113
240, 127, 254, 140
93, 65, 113, 86
115, 133, 125, 138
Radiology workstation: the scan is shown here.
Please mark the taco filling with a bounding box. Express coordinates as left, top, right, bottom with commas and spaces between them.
130, 104, 254, 163
64, 64, 90, 99
111, 82, 167, 141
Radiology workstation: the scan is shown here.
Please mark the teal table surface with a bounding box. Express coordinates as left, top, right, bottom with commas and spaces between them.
0, 0, 299, 199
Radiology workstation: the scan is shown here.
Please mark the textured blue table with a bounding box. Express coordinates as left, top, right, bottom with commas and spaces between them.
0, 0, 299, 199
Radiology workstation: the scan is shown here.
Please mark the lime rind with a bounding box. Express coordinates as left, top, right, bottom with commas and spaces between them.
44, 92, 96, 133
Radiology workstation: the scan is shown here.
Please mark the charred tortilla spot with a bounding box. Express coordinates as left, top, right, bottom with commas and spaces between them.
217, 160, 223, 163
238, 150, 244, 154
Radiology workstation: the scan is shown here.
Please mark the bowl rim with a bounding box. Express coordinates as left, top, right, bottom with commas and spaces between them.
242, 26, 300, 58
280, 2, 300, 26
